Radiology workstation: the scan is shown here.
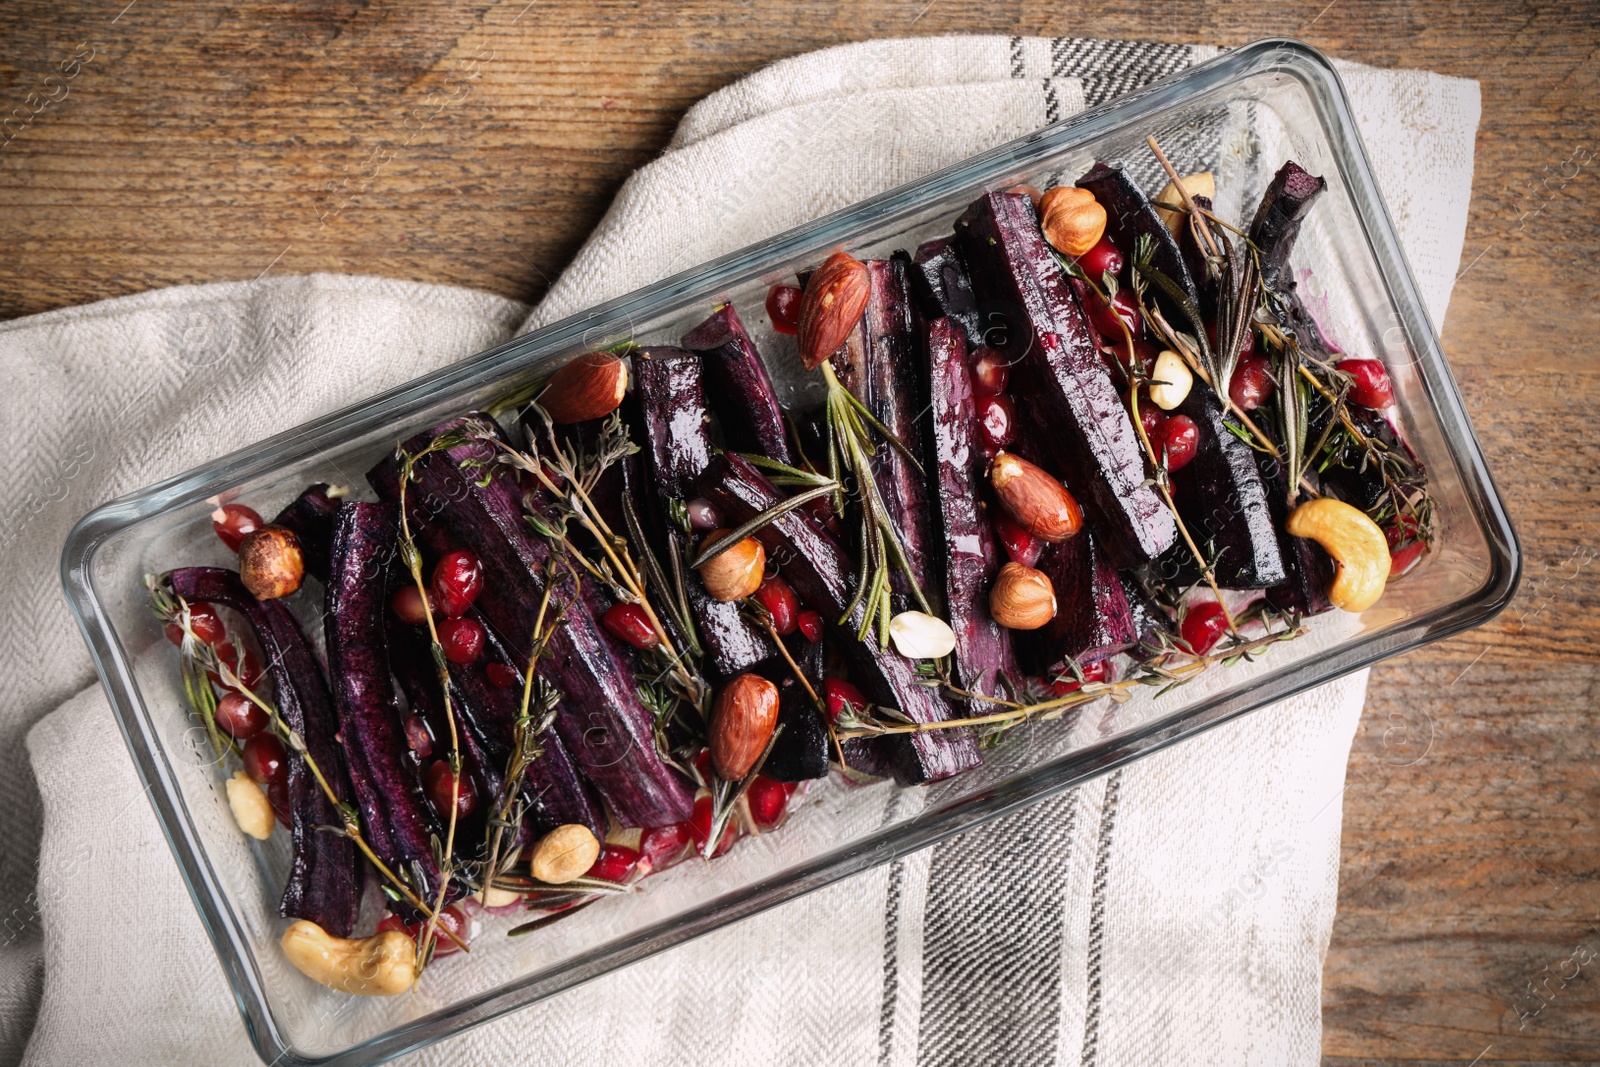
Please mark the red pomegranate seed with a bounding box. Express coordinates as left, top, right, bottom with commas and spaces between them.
823, 677, 869, 725
686, 795, 738, 857
1229, 355, 1275, 411
1112, 339, 1160, 379
1179, 601, 1230, 655
267, 777, 291, 828
976, 394, 1017, 454
1073, 236, 1125, 282
1088, 288, 1141, 340
686, 497, 722, 533
746, 776, 792, 830
1385, 515, 1423, 550
215, 691, 268, 740
753, 575, 799, 635
210, 641, 264, 691
438, 617, 486, 665
588, 844, 641, 884
485, 662, 520, 689
430, 551, 483, 618
993, 511, 1042, 567
602, 602, 659, 650
766, 283, 803, 335
165, 601, 227, 647
638, 822, 693, 876
1047, 658, 1114, 697
425, 760, 478, 820
1390, 540, 1426, 576
243, 732, 288, 787
403, 715, 434, 758
692, 748, 713, 784
1339, 358, 1394, 408
796, 609, 824, 643
377, 904, 473, 957
1158, 414, 1200, 472
212, 503, 263, 552
1134, 398, 1167, 443
969, 346, 1010, 396
390, 586, 430, 626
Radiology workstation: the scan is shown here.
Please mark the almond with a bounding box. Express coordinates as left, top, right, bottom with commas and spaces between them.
710, 673, 780, 780
796, 252, 871, 370
238, 525, 304, 600
697, 529, 765, 602
989, 452, 1083, 543
989, 562, 1057, 630
540, 351, 628, 424
1038, 186, 1107, 258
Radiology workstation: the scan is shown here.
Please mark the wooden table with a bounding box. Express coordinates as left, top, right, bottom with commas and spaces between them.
3, 2, 1595, 1062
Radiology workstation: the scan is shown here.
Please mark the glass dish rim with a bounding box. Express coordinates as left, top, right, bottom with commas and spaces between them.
58, 37, 1521, 1067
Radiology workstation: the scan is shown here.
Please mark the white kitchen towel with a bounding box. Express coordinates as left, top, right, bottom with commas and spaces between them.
0, 35, 1479, 1067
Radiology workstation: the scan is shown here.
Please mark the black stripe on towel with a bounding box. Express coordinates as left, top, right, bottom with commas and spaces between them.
1080, 770, 1124, 1067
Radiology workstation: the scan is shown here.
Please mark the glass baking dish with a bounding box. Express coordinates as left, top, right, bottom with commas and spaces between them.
60, 38, 1518, 1067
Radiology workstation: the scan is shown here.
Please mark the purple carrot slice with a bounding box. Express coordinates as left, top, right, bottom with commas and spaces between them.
921, 316, 1018, 698
1077, 160, 1202, 313
760, 636, 830, 782
368, 416, 695, 827
1117, 571, 1175, 650
269, 483, 343, 584
682, 304, 794, 464
1017, 529, 1137, 674
955, 190, 1176, 567
910, 237, 983, 347
699, 452, 980, 785
324, 501, 453, 913
165, 567, 360, 938
633, 347, 776, 677
1250, 161, 1328, 297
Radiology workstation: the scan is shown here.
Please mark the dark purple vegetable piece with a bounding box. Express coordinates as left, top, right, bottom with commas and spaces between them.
269, 483, 342, 584
1017, 530, 1137, 674
367, 416, 695, 828
699, 453, 980, 785
955, 190, 1176, 568
921, 316, 1018, 698
1116, 571, 1175, 650
761, 637, 830, 782
324, 502, 452, 913
1258, 452, 1334, 617
682, 304, 794, 464
633, 347, 776, 677
910, 237, 983, 347
1077, 160, 1201, 313
165, 567, 359, 938
1250, 161, 1328, 296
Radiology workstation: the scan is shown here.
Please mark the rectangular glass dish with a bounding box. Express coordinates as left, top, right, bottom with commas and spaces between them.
60, 39, 1518, 1067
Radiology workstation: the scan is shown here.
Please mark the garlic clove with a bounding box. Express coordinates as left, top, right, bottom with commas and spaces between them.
888, 611, 957, 659
1149, 350, 1193, 411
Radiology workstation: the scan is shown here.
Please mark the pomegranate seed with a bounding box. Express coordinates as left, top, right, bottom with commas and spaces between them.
1111, 339, 1160, 379
1134, 398, 1167, 443
638, 822, 693, 876
686, 497, 722, 533
686, 795, 738, 857
377, 904, 473, 957
1088, 288, 1141, 340
588, 844, 641, 884
215, 692, 268, 740
403, 715, 434, 758
438, 617, 486, 665
485, 662, 520, 689
753, 575, 799, 635
976, 394, 1017, 454
692, 748, 713, 784
243, 733, 288, 787
1385, 515, 1423, 550
823, 677, 869, 725
746, 776, 792, 830
993, 511, 1042, 567
969, 346, 1010, 396
1229, 355, 1275, 411
1074, 236, 1125, 282
430, 551, 483, 618
1047, 658, 1114, 697
425, 760, 478, 820
1179, 601, 1230, 655
1157, 414, 1200, 472
602, 602, 659, 651
766, 283, 803, 335
1339, 358, 1394, 408
796, 609, 823, 643
210, 641, 264, 691
1391, 540, 1426, 576
212, 504, 263, 552
165, 601, 227, 647
390, 586, 430, 626
267, 777, 291, 828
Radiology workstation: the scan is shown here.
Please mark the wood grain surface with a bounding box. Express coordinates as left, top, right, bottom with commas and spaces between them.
2, 2, 1596, 1063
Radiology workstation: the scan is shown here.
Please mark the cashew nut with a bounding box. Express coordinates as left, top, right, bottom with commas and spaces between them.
226, 771, 274, 840
1285, 498, 1392, 612
280, 920, 416, 996
530, 824, 600, 885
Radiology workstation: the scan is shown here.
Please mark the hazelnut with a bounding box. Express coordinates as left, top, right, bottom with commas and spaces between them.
238, 525, 304, 600
1038, 186, 1107, 257
697, 529, 765, 602
989, 563, 1057, 630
